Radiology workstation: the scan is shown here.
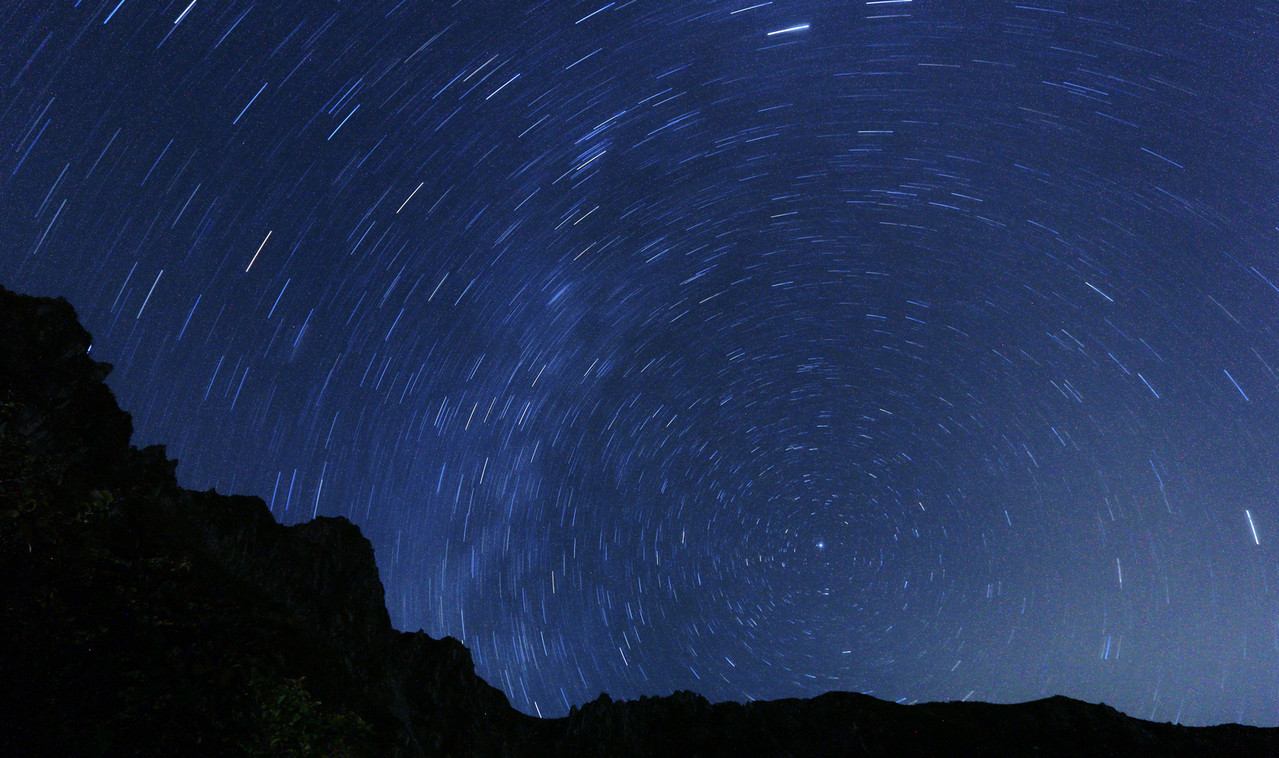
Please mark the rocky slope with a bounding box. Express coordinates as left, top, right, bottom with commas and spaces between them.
2, 282, 1276, 756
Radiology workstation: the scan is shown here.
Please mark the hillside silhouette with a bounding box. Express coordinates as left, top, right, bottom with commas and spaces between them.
2, 282, 1276, 756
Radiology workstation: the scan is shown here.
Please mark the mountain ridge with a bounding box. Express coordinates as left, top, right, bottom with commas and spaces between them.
2, 282, 1275, 756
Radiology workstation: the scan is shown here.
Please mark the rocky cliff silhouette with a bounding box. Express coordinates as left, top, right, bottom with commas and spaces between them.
2, 282, 1276, 756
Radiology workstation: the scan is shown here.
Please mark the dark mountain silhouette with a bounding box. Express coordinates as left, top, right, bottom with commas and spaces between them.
2, 282, 1276, 756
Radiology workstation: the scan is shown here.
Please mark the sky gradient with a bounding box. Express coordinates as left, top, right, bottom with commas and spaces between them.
3, 0, 1278, 725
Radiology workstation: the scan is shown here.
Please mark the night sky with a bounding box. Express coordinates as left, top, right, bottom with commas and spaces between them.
4, 0, 1279, 726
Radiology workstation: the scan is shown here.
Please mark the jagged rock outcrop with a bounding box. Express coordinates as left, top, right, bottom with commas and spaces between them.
3, 282, 1278, 757
0, 284, 530, 756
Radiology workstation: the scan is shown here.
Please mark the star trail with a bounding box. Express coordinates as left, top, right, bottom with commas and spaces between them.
3, 0, 1278, 726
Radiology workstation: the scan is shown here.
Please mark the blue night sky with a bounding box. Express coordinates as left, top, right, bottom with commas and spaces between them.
3, 0, 1278, 725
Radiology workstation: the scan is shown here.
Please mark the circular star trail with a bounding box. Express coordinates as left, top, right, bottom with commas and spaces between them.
3, 0, 1278, 725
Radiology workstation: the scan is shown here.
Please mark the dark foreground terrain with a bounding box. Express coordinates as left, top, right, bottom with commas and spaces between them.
3, 281, 1276, 756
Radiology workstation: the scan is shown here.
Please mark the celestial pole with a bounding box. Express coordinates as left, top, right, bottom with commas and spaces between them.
2, 0, 1277, 726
